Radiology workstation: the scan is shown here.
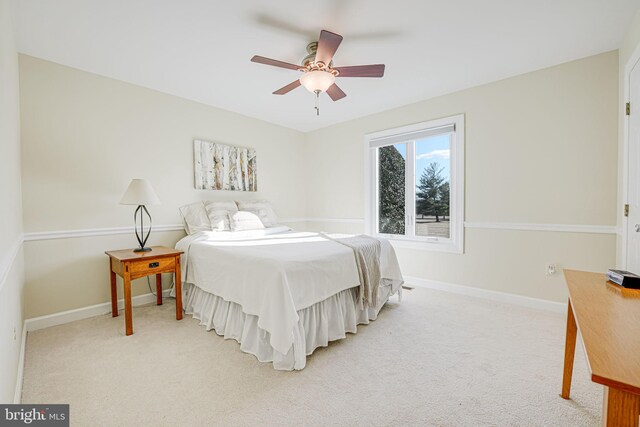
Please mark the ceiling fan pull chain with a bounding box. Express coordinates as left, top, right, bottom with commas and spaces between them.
314, 90, 320, 116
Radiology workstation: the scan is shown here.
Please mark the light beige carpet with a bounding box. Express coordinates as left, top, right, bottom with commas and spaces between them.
21, 287, 601, 426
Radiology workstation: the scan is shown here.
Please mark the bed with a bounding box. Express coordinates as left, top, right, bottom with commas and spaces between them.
175, 226, 404, 370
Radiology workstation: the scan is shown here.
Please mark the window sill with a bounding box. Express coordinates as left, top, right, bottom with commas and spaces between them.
376, 235, 464, 254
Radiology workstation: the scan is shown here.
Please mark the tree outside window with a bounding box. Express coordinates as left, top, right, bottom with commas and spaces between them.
416, 163, 450, 222
378, 145, 405, 234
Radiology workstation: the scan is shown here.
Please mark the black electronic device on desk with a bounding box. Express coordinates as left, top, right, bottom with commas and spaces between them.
606, 269, 640, 289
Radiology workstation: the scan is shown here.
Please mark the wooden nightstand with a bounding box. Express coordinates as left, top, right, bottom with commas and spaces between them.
105, 246, 184, 335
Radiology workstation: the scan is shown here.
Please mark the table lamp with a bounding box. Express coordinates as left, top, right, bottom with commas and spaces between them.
120, 179, 161, 252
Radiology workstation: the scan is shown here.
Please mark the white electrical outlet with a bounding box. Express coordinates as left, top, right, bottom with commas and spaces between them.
13, 326, 16, 341
546, 263, 557, 276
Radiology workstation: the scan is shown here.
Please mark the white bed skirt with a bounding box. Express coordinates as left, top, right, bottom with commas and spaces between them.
182, 282, 398, 370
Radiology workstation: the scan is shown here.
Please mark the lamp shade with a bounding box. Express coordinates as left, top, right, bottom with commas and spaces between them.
299, 70, 336, 93
119, 179, 161, 206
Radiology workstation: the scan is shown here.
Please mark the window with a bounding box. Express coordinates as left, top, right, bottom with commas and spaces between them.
364, 115, 465, 253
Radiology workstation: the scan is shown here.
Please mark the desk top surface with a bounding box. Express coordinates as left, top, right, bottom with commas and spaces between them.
105, 246, 183, 262
564, 269, 640, 394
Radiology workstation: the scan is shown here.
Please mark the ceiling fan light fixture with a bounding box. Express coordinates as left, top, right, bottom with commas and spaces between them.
299, 70, 335, 93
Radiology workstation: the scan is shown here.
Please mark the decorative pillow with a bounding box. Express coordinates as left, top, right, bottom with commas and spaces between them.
203, 200, 238, 231
230, 211, 265, 231
235, 200, 278, 227
178, 202, 211, 235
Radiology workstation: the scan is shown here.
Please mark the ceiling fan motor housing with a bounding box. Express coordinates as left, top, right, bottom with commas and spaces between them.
302, 41, 333, 69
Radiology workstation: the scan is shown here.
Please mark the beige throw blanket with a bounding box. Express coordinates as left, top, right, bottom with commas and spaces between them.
322, 234, 382, 309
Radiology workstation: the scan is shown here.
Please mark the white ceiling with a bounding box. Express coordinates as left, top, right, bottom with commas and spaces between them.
16, 0, 638, 132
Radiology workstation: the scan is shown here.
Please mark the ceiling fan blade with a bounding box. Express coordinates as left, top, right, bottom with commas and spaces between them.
334, 64, 385, 78
251, 55, 301, 71
326, 83, 346, 101
273, 80, 301, 95
315, 30, 343, 65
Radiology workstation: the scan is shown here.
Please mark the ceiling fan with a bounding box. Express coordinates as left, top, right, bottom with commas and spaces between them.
251, 29, 385, 115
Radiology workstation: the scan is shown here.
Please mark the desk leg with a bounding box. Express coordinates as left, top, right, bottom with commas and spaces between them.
175, 256, 183, 321
124, 268, 133, 336
561, 299, 577, 399
110, 260, 118, 317
156, 274, 163, 305
602, 387, 640, 427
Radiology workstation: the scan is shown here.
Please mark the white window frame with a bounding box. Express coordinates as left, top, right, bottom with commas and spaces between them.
364, 114, 465, 253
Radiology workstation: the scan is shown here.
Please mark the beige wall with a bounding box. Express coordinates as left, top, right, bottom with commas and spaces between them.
19, 55, 307, 318
620, 10, 640, 69
0, 3, 22, 254
0, 0, 25, 403
18, 48, 621, 317
617, 8, 640, 267
304, 51, 619, 303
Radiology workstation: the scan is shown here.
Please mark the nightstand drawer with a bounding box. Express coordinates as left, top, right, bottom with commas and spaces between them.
129, 256, 175, 279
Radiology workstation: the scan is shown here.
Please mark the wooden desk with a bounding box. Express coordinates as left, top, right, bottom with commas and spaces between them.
105, 246, 184, 335
562, 269, 640, 426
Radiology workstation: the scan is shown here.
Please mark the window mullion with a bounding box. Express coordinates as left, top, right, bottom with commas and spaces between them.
448, 133, 456, 243
406, 141, 416, 238
372, 148, 379, 234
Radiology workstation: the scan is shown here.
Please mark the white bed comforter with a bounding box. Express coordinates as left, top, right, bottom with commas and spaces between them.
175, 227, 403, 355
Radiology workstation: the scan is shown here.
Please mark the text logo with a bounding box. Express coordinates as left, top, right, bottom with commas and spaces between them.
0, 405, 68, 426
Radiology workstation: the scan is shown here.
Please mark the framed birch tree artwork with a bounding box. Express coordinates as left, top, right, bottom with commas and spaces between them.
193, 139, 257, 191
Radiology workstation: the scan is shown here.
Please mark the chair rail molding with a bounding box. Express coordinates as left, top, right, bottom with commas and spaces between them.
306, 218, 365, 224
0, 235, 24, 293
20, 219, 617, 242
23, 225, 186, 242
464, 221, 617, 235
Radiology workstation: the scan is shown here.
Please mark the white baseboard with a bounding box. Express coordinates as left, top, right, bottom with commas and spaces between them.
24, 289, 173, 332
14, 289, 173, 403
404, 275, 567, 313
13, 323, 27, 404
14, 277, 563, 401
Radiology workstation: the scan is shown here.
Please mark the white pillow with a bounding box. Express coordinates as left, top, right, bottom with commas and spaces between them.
236, 200, 278, 227
230, 211, 265, 231
178, 202, 211, 235
203, 200, 238, 231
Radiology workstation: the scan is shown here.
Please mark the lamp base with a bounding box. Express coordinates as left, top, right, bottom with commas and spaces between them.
134, 247, 152, 253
